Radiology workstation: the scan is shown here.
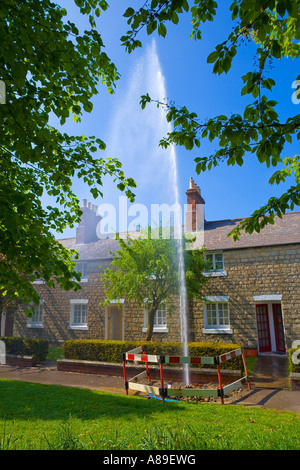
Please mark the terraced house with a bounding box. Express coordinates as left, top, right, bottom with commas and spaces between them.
7, 179, 300, 355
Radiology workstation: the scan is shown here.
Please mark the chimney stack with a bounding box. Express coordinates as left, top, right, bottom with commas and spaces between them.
185, 178, 205, 232
76, 200, 101, 244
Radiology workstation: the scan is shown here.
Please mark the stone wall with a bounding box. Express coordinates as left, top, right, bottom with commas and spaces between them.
13, 261, 110, 344
190, 243, 300, 350
12, 243, 300, 350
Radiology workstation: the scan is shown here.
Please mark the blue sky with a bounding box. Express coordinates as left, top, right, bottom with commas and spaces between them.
51, 1, 300, 238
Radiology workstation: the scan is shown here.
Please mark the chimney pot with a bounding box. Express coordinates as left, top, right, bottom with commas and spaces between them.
186, 179, 205, 232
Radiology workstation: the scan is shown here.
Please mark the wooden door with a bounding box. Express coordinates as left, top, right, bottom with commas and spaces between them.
272, 304, 286, 353
256, 304, 271, 352
107, 306, 122, 340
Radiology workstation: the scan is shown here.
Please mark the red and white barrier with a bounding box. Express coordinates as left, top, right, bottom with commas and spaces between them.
122, 346, 251, 403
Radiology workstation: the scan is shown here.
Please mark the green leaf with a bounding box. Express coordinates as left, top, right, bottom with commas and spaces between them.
158, 22, 167, 37
123, 7, 135, 18
207, 50, 219, 63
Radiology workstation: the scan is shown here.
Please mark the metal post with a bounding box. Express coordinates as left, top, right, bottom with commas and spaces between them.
142, 345, 151, 382
159, 356, 165, 403
122, 354, 128, 395
242, 353, 251, 391
217, 364, 224, 404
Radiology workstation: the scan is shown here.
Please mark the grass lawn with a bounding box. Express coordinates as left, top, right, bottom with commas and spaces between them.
46, 346, 64, 362
0, 378, 299, 450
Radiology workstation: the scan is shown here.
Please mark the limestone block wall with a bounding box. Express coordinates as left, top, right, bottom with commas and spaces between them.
189, 244, 300, 349
12, 261, 111, 344
12, 243, 300, 349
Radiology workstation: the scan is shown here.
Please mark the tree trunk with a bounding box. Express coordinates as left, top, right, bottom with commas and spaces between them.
144, 305, 157, 341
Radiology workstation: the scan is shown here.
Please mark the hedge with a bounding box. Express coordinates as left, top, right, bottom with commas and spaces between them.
63, 340, 243, 371
0, 336, 49, 363
289, 348, 300, 374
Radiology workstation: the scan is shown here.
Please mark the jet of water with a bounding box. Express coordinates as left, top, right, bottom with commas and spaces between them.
148, 41, 190, 385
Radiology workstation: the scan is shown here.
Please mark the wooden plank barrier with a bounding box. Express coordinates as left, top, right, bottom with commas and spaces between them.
122, 346, 251, 403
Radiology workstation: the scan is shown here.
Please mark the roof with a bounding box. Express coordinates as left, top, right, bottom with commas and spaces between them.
58, 236, 120, 261
57, 211, 300, 260
204, 211, 300, 251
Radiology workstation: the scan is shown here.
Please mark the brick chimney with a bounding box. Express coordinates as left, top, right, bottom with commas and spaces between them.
76, 200, 101, 244
185, 178, 205, 232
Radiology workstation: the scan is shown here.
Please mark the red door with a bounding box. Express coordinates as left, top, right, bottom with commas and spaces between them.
256, 304, 271, 352
272, 304, 286, 353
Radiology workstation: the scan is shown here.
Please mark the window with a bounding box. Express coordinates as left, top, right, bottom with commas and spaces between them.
69, 299, 88, 330
75, 262, 88, 280
205, 252, 224, 271
203, 252, 227, 277
206, 303, 229, 326
27, 301, 44, 328
154, 304, 167, 328
203, 296, 232, 334
143, 303, 168, 333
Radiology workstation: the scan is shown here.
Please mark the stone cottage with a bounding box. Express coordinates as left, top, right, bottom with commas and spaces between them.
8, 180, 300, 354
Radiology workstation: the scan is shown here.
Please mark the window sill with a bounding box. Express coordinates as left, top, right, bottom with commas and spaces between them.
142, 327, 169, 333
68, 325, 89, 330
202, 328, 232, 334
203, 270, 227, 277
26, 323, 44, 329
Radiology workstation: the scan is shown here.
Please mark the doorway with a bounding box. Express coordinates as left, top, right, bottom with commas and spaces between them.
256, 304, 271, 352
255, 303, 286, 354
107, 306, 123, 340
272, 304, 286, 353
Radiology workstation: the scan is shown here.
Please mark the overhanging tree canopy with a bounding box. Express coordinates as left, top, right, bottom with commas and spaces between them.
0, 0, 136, 311
121, 0, 300, 239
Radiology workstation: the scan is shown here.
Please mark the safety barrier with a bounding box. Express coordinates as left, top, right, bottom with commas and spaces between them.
122, 346, 251, 404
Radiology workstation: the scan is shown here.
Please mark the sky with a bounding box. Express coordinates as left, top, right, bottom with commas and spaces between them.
50, 0, 300, 239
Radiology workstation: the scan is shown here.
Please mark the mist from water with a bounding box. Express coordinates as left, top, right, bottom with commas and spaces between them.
107, 40, 190, 385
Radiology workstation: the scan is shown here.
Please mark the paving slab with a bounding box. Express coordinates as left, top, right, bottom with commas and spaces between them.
230, 387, 300, 413
0, 364, 126, 394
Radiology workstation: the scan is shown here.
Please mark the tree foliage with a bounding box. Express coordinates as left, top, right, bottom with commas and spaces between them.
101, 229, 209, 341
121, 0, 300, 239
0, 0, 136, 311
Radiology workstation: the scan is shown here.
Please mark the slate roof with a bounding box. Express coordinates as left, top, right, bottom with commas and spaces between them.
58, 236, 120, 261
204, 211, 300, 251
57, 211, 300, 260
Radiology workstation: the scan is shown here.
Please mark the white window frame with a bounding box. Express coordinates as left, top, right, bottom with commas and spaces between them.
143, 302, 168, 333
203, 252, 227, 277
202, 296, 232, 334
75, 261, 88, 282
68, 299, 89, 330
27, 300, 44, 329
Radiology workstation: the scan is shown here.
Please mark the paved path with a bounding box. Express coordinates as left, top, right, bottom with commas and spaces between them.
230, 388, 300, 413
0, 363, 125, 394
249, 353, 290, 389
0, 361, 299, 413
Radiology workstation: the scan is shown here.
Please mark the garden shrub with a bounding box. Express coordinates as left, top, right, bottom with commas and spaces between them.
63, 340, 243, 371
0, 336, 49, 363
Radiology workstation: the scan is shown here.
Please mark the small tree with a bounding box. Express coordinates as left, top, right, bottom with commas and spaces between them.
101, 228, 209, 341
